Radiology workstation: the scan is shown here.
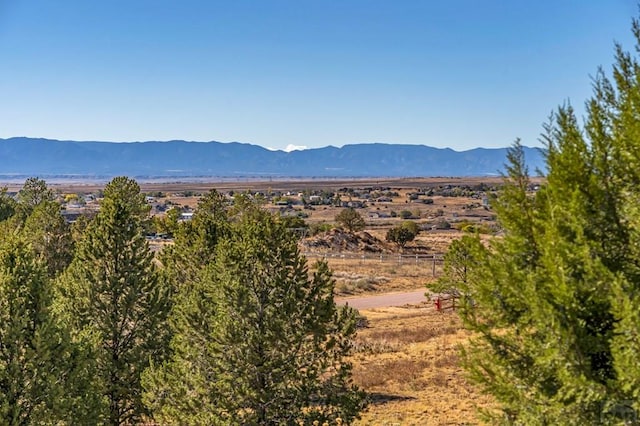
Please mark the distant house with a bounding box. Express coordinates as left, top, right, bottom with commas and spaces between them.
368, 211, 390, 219
179, 212, 194, 221
341, 201, 365, 208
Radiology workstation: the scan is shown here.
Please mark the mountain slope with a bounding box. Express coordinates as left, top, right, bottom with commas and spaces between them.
0, 138, 545, 177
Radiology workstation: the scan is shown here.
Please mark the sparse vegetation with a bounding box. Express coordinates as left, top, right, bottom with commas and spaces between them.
309, 222, 333, 235
351, 308, 493, 424
333, 272, 389, 294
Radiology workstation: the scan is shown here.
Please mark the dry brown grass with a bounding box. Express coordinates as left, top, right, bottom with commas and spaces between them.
319, 257, 442, 296
351, 306, 494, 425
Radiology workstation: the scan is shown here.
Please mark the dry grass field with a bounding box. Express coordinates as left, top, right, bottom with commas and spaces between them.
18, 176, 508, 194
324, 256, 493, 424
310, 254, 441, 295
351, 305, 494, 425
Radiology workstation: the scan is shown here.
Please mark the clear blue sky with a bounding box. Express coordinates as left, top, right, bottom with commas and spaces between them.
0, 1, 637, 151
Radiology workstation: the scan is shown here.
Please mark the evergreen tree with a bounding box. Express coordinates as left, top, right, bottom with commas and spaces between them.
141, 190, 231, 425
152, 207, 181, 238
69, 212, 95, 244
101, 176, 150, 220
21, 200, 74, 278
144, 206, 366, 424
0, 237, 98, 424
17, 177, 54, 216
159, 189, 230, 288
0, 187, 16, 222
59, 177, 170, 425
430, 234, 485, 299
440, 18, 640, 421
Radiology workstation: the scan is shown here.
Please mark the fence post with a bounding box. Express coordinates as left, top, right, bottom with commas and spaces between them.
432, 255, 436, 276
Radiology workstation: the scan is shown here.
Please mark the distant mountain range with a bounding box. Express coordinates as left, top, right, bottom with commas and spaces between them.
0, 137, 545, 179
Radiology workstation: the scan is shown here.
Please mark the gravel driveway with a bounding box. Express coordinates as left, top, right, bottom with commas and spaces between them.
336, 288, 428, 310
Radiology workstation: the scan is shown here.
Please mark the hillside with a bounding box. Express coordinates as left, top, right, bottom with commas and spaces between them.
0, 137, 545, 178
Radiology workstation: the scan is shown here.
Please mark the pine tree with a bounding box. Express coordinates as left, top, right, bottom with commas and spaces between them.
440, 17, 640, 422
16, 177, 54, 220
141, 190, 231, 424
101, 176, 151, 220
430, 234, 485, 300
0, 187, 16, 222
0, 236, 99, 424
59, 177, 170, 425
21, 200, 74, 278
159, 189, 230, 289
144, 206, 366, 424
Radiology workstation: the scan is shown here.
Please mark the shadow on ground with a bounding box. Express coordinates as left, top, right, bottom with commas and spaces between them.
367, 392, 417, 405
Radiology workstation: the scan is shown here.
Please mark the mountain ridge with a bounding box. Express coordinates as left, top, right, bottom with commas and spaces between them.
0, 137, 545, 178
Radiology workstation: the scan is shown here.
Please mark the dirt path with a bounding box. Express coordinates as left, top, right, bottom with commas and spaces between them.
336, 288, 428, 310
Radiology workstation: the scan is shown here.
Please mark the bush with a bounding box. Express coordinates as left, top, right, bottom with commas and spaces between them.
433, 219, 451, 230
399, 210, 413, 219
453, 220, 494, 234
309, 223, 332, 236
386, 223, 419, 248
401, 220, 419, 235
335, 208, 365, 232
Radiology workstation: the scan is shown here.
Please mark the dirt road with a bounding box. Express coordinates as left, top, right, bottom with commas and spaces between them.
336, 288, 428, 310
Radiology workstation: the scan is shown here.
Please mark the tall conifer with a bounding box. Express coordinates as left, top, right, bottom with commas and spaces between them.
59, 177, 170, 425
0, 237, 98, 424
439, 16, 640, 424
21, 200, 74, 278
144, 205, 366, 424
159, 189, 230, 289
